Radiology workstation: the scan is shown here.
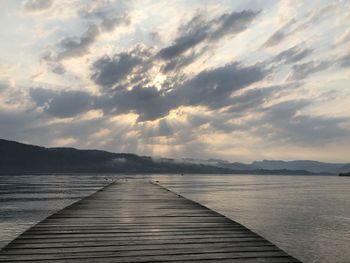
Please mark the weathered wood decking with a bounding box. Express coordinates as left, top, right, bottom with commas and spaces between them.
0, 179, 300, 262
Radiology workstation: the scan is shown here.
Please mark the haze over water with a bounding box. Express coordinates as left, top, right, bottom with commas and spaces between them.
0, 174, 349, 263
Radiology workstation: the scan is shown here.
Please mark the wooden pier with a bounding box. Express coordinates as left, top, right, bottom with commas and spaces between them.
0, 179, 300, 262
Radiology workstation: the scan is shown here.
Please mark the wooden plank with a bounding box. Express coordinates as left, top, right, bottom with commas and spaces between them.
5, 240, 273, 250
0, 179, 301, 262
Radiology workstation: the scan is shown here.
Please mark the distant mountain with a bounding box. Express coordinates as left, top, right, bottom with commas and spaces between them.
183, 158, 350, 175
251, 160, 349, 174
0, 139, 233, 174
339, 163, 350, 173
1, 138, 344, 175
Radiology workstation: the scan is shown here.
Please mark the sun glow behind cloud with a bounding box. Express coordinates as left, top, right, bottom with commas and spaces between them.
0, 0, 350, 162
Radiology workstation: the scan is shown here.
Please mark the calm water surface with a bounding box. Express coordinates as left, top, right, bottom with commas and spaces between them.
0, 174, 349, 263
0, 175, 111, 248
153, 175, 350, 263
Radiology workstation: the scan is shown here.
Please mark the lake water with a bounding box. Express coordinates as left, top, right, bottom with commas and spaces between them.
0, 174, 349, 263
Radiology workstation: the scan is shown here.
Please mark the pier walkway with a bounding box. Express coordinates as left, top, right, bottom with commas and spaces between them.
0, 179, 300, 262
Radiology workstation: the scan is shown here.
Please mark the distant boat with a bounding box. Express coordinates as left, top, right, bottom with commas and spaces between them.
339, 172, 350, 176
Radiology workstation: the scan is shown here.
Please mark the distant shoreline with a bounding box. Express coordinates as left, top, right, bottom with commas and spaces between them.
0, 138, 346, 176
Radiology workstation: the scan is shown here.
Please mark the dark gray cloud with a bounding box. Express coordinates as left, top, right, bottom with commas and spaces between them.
182, 84, 294, 133
90, 9, 261, 92
100, 13, 131, 32
209, 10, 260, 40
0, 80, 10, 93
53, 117, 107, 142
157, 15, 209, 60
30, 88, 94, 118
157, 10, 259, 60
0, 108, 113, 151
29, 87, 56, 106
78, 2, 131, 36
23, 0, 53, 12
99, 86, 172, 121
57, 25, 99, 60
96, 62, 268, 121
187, 113, 212, 128
46, 91, 93, 118
174, 62, 267, 110
256, 100, 349, 145
274, 45, 313, 64
339, 52, 350, 67
226, 86, 281, 115
51, 63, 66, 75
0, 109, 53, 145
161, 51, 199, 73
263, 20, 295, 47
91, 49, 146, 89
288, 60, 332, 80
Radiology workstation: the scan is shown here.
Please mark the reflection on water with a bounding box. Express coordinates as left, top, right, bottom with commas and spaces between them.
152, 175, 350, 263
0, 174, 111, 248
0, 174, 349, 263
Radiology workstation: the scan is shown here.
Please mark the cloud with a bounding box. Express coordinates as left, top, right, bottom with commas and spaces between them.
98, 85, 173, 122
0, 109, 52, 145
301, 3, 338, 27
287, 60, 332, 80
96, 62, 268, 121
0, 79, 11, 93
263, 3, 338, 48
157, 10, 259, 60
334, 28, 350, 46
90, 9, 261, 91
51, 63, 66, 74
91, 49, 144, 89
274, 45, 313, 64
30, 88, 94, 118
263, 19, 295, 47
255, 100, 349, 145
149, 31, 161, 43
4, 0, 350, 162
23, 0, 53, 12
56, 25, 99, 60
161, 51, 199, 73
173, 62, 267, 110
143, 118, 175, 138
29, 87, 56, 106
157, 14, 208, 60
339, 52, 350, 68
100, 13, 131, 32
209, 10, 260, 40
45, 10, 130, 62
226, 85, 282, 115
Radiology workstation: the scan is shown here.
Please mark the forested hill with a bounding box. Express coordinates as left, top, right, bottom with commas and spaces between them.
0, 139, 325, 175
0, 139, 233, 174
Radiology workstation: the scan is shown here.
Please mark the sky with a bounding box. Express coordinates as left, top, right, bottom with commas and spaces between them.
0, 0, 350, 163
